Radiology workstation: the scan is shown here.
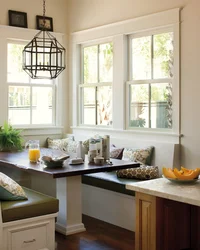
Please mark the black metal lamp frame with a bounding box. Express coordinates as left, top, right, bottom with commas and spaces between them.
22, 0, 66, 79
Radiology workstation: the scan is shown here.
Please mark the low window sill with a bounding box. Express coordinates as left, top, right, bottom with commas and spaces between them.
16, 126, 64, 136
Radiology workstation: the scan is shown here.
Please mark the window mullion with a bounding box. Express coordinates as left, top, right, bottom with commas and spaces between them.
80, 46, 84, 124
96, 45, 100, 125
149, 35, 153, 128
30, 86, 32, 125
7, 82, 53, 87
97, 45, 100, 83
129, 38, 132, 80
127, 79, 172, 85
149, 83, 151, 128
95, 86, 98, 125
52, 84, 56, 125
151, 35, 154, 80
81, 47, 84, 84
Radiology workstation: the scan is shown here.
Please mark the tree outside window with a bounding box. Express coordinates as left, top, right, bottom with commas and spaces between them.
129, 32, 173, 129
81, 42, 113, 126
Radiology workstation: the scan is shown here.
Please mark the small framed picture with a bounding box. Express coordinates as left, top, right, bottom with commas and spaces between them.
8, 10, 27, 28
36, 15, 53, 32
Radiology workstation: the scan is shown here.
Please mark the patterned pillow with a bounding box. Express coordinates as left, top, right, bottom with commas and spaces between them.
83, 139, 89, 154
116, 165, 159, 180
110, 144, 124, 159
122, 146, 154, 165
66, 140, 79, 153
67, 139, 89, 154
47, 137, 70, 151
0, 172, 28, 201
47, 137, 90, 154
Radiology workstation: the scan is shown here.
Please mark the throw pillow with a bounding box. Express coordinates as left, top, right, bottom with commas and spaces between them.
67, 140, 79, 153
47, 137, 70, 151
0, 172, 28, 201
110, 144, 124, 159
83, 139, 90, 154
67, 139, 89, 154
47, 137, 90, 154
116, 165, 159, 180
122, 146, 154, 165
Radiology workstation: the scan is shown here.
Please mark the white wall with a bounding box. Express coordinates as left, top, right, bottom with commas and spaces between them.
67, 0, 200, 169
0, 0, 68, 33
67, 0, 185, 32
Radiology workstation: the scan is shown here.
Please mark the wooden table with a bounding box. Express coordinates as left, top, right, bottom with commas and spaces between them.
0, 149, 140, 235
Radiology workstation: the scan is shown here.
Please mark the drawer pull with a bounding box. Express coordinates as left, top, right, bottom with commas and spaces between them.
23, 239, 36, 244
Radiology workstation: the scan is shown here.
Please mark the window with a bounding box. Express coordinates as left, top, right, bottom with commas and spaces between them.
7, 41, 55, 126
72, 8, 179, 139
127, 30, 174, 129
80, 42, 113, 126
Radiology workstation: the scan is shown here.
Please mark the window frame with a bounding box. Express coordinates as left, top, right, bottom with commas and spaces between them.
126, 27, 175, 131
71, 8, 180, 141
79, 39, 113, 127
7, 39, 57, 127
0, 25, 65, 135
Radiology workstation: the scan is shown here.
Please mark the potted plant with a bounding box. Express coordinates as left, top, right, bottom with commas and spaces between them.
0, 122, 23, 152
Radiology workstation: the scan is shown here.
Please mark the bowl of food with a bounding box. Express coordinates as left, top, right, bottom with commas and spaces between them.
41, 155, 69, 168
162, 166, 200, 184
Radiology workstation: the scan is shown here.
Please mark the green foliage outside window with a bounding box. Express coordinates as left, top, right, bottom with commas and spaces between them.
130, 32, 173, 129
82, 43, 113, 125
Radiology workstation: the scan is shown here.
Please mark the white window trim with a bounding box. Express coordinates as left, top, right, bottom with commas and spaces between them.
0, 25, 65, 135
71, 8, 180, 141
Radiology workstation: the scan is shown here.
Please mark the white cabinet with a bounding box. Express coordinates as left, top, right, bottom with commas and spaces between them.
1, 214, 56, 250
11, 224, 47, 250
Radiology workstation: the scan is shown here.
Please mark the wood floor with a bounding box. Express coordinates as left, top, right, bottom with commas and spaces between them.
56, 215, 135, 250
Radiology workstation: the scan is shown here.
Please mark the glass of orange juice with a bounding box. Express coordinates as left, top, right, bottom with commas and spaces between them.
26, 140, 40, 163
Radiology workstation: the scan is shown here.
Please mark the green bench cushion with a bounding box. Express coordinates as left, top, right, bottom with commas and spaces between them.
1, 187, 59, 223
82, 171, 141, 196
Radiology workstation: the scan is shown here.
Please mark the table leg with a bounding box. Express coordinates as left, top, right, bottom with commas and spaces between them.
55, 176, 86, 235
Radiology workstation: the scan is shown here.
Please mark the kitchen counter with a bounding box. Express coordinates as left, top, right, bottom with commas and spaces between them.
126, 177, 200, 250
126, 177, 200, 207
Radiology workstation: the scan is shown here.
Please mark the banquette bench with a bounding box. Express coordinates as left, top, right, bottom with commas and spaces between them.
43, 134, 180, 232
82, 171, 138, 196
26, 134, 180, 233
0, 186, 59, 250
81, 141, 180, 231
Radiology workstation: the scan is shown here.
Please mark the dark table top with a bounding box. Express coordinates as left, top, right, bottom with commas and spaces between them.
0, 148, 140, 178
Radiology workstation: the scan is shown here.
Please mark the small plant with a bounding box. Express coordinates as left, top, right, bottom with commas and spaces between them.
0, 122, 23, 151
130, 118, 146, 128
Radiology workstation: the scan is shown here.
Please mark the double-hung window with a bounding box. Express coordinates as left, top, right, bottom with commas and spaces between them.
127, 29, 174, 129
7, 40, 56, 126
79, 42, 113, 126
73, 8, 179, 137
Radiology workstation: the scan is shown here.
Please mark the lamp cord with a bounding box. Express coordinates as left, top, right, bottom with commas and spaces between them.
43, 0, 46, 27
43, 0, 46, 68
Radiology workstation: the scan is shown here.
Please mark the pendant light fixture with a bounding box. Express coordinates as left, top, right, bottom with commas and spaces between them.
22, 0, 66, 79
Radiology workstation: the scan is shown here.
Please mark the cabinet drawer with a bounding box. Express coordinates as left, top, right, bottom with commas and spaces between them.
11, 225, 47, 250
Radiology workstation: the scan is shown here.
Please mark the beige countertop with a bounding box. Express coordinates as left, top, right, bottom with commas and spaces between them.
126, 177, 200, 207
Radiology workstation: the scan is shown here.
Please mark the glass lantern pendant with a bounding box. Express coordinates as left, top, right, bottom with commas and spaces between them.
22, 0, 66, 79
